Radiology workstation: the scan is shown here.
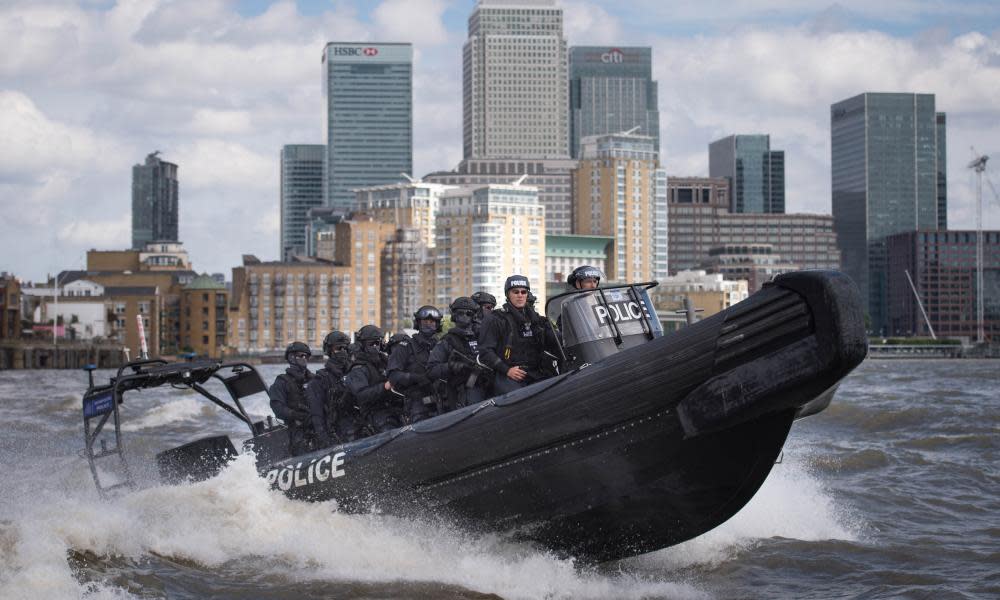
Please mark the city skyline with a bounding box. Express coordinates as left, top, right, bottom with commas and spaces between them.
2, 0, 999, 281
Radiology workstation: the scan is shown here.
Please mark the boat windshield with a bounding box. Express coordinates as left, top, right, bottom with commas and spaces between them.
546, 283, 663, 349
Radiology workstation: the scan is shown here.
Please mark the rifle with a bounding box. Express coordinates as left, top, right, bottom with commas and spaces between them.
449, 349, 493, 389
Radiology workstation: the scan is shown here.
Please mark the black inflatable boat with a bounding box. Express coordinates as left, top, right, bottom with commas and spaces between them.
81, 269, 867, 562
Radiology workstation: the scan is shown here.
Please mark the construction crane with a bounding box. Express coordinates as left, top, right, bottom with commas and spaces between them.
967, 153, 989, 344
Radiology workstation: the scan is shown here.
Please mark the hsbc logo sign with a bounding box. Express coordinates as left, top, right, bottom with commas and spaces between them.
332, 46, 380, 57
601, 48, 624, 63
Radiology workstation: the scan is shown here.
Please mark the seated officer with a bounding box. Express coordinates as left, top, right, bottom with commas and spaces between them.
345, 325, 401, 434
567, 265, 603, 290
306, 330, 361, 447
428, 297, 489, 412
470, 291, 496, 336
268, 341, 314, 456
478, 275, 561, 396
388, 306, 442, 424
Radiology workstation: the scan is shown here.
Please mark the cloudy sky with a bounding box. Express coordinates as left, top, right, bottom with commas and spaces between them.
2, 0, 999, 282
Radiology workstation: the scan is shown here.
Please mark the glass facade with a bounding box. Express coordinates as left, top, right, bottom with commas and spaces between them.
131, 152, 179, 249
324, 43, 413, 213
831, 92, 946, 334
280, 144, 325, 260
569, 46, 659, 159
708, 135, 784, 214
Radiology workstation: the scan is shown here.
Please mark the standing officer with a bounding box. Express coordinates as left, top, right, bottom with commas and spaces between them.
567, 265, 603, 290
428, 297, 489, 412
388, 306, 442, 423
268, 341, 315, 456
306, 330, 360, 448
478, 275, 561, 395
345, 325, 401, 434
470, 291, 496, 336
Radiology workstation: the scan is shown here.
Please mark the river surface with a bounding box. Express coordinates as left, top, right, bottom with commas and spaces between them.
0, 359, 996, 599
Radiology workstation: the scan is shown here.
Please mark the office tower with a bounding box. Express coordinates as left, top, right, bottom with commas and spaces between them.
280, 144, 325, 260
709, 135, 784, 214
380, 228, 436, 331
324, 42, 413, 213
132, 152, 179, 249
569, 46, 659, 159
831, 92, 946, 333
887, 230, 999, 340
666, 176, 840, 276
936, 114, 948, 230
463, 0, 569, 160
434, 184, 545, 306
572, 132, 668, 283
545, 234, 613, 288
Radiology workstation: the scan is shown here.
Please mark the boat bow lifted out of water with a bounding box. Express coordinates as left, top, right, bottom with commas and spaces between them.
81, 269, 867, 562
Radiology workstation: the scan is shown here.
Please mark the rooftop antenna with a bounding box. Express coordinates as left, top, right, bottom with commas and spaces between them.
967, 150, 988, 344
512, 174, 529, 186
400, 173, 417, 183
621, 126, 641, 136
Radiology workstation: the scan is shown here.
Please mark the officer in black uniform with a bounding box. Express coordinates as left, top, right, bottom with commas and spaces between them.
305, 331, 360, 448
567, 265, 603, 290
268, 341, 315, 456
388, 306, 442, 423
470, 291, 496, 336
478, 275, 561, 396
345, 325, 401, 434
428, 297, 490, 412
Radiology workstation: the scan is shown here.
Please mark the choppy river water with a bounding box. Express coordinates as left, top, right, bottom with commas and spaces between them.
0, 359, 996, 599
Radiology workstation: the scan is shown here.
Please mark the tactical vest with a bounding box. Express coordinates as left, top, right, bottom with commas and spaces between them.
316, 366, 348, 431
275, 373, 310, 421
494, 306, 544, 370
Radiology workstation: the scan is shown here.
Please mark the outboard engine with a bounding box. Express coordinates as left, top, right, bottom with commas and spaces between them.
548, 283, 663, 369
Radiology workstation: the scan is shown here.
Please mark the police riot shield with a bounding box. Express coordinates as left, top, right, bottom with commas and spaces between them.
547, 283, 663, 369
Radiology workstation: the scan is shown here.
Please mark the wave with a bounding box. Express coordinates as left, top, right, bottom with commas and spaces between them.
121, 397, 216, 431
0, 455, 708, 600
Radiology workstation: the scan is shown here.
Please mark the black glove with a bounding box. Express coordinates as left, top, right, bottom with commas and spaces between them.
449, 357, 469, 375
413, 373, 433, 387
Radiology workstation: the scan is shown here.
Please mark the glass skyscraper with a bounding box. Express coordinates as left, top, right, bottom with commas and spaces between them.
569, 46, 659, 159
280, 144, 325, 260
831, 92, 946, 334
709, 134, 785, 214
323, 42, 412, 213
131, 151, 179, 249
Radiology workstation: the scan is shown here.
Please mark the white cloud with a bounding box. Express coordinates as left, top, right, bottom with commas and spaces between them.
561, 1, 623, 45
174, 139, 275, 191
373, 0, 449, 46
57, 214, 130, 247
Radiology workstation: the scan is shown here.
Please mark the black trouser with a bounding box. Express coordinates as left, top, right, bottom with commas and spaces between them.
287, 423, 314, 456
367, 408, 403, 434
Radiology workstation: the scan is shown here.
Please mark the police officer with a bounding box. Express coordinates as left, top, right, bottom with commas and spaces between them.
306, 331, 361, 448
345, 325, 401, 434
470, 291, 496, 336
567, 265, 603, 290
388, 306, 442, 423
478, 275, 561, 395
268, 341, 315, 456
428, 297, 489, 412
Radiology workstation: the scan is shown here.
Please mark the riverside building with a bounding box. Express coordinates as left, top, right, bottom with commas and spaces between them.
831, 92, 947, 334
572, 132, 668, 284
280, 145, 326, 260
324, 42, 413, 213
667, 176, 840, 276
434, 183, 545, 307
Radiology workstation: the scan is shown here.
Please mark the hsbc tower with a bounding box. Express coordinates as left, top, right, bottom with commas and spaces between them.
323, 42, 413, 213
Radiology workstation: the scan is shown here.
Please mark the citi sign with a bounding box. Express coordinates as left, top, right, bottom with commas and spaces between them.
333, 47, 379, 57
601, 48, 625, 63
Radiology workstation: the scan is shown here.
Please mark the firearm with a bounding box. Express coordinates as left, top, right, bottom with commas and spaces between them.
449, 350, 493, 389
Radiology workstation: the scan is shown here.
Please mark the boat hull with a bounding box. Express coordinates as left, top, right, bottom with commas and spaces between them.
257, 270, 867, 561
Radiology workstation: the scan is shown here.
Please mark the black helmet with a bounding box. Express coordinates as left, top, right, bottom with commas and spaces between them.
567, 265, 603, 289
284, 341, 311, 360
471, 291, 496, 308
412, 305, 443, 333
449, 296, 478, 314
503, 275, 531, 295
322, 330, 350, 357
527, 291, 537, 307
355, 324, 383, 343
387, 332, 411, 352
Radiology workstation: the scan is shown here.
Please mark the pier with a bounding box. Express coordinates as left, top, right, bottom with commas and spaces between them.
0, 341, 126, 370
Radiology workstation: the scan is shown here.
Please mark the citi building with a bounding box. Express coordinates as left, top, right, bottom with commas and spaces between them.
323, 42, 413, 213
